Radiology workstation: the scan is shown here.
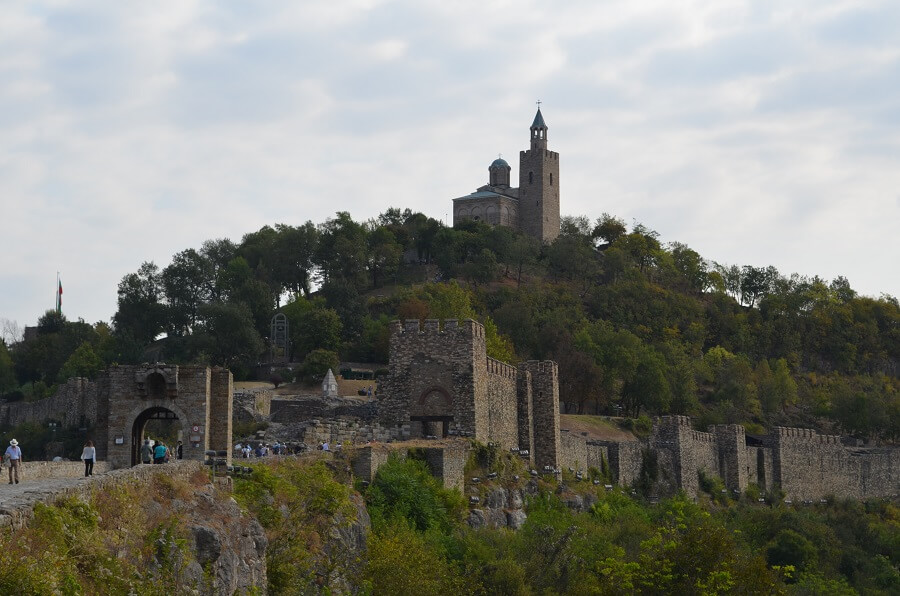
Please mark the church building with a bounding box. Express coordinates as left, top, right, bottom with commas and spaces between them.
452, 108, 560, 243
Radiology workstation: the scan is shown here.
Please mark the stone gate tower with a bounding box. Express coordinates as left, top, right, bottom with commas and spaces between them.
518, 108, 560, 243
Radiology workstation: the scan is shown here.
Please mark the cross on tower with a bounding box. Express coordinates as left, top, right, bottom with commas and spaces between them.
536, 99, 542, 109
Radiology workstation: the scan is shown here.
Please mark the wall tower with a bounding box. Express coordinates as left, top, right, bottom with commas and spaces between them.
518, 108, 560, 243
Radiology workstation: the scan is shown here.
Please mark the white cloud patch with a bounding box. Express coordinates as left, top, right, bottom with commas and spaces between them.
1, 0, 899, 326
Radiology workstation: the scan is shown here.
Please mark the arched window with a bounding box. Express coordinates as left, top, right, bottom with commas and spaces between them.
529, 171, 533, 184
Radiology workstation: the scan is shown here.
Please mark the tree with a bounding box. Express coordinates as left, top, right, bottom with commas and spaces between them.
592, 212, 627, 245
298, 349, 340, 383
193, 302, 263, 368
57, 341, 103, 381
161, 248, 212, 336
366, 226, 402, 288
315, 212, 368, 286
272, 222, 319, 297
113, 262, 165, 345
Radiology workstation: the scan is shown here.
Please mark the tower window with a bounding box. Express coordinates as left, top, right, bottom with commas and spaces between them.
550, 173, 553, 186
529, 171, 533, 184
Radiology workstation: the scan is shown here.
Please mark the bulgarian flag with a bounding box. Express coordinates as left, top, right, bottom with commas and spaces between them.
56, 275, 63, 314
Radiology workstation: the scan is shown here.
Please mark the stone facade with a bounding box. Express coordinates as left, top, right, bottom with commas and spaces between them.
453, 109, 560, 243
378, 319, 561, 469
576, 416, 899, 500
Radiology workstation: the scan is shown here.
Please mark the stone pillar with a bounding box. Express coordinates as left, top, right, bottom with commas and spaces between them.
713, 424, 748, 494
521, 361, 560, 470
209, 368, 233, 466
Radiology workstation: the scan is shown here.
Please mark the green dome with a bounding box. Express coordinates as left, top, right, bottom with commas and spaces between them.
490, 157, 510, 168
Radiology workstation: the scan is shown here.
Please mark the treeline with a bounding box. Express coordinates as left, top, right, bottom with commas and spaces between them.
1, 208, 897, 440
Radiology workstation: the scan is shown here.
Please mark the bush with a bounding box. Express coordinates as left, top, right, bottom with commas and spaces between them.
297, 349, 340, 383
366, 455, 464, 534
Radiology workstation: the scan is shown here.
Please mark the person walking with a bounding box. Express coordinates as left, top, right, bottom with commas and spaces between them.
140, 439, 153, 464
81, 440, 96, 477
5, 439, 23, 484
176, 440, 183, 460
153, 441, 167, 464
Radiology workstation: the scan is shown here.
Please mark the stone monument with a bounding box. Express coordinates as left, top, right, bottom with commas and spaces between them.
322, 369, 338, 398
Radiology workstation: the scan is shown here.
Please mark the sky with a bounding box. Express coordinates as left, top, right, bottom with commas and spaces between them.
1, 0, 899, 329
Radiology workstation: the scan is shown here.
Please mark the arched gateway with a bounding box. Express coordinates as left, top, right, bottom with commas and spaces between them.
94, 365, 233, 468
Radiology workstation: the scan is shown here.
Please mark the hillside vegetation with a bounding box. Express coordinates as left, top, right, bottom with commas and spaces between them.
2, 208, 897, 441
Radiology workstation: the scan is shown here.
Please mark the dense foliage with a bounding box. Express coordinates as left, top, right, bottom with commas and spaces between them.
3, 208, 897, 440
238, 453, 899, 595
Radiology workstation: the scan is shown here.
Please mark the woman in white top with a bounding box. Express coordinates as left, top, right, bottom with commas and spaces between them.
81, 440, 96, 477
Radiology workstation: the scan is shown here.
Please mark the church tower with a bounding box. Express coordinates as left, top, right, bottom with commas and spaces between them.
518, 108, 560, 242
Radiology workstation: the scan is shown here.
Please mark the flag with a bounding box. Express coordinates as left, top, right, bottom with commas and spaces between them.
56, 277, 63, 314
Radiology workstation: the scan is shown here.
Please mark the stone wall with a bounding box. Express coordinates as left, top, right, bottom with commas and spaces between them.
0, 377, 99, 428
294, 418, 406, 446
522, 360, 560, 470
771, 427, 898, 500
350, 441, 468, 490
485, 358, 519, 447
233, 388, 272, 422
558, 431, 609, 473
19, 460, 112, 480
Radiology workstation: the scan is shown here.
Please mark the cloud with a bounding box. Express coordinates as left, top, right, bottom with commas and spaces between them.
1, 0, 898, 327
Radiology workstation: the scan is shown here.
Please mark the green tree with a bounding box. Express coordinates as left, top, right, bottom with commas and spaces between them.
113, 262, 166, 346
57, 342, 103, 382
298, 349, 340, 383
192, 302, 264, 369
161, 248, 212, 336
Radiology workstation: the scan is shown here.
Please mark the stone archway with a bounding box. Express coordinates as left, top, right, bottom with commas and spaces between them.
130, 404, 188, 466
411, 386, 453, 438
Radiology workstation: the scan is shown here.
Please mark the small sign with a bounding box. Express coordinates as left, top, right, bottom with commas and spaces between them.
190, 435, 201, 443
192, 425, 200, 433
114, 436, 124, 445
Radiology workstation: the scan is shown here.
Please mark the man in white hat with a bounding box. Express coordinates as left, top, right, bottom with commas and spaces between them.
5, 439, 23, 484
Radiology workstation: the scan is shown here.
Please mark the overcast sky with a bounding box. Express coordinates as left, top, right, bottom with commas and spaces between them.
2, 0, 898, 329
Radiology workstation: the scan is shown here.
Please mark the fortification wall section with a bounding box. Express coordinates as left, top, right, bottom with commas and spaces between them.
233, 388, 272, 422
516, 370, 534, 457
19, 460, 112, 480
522, 360, 561, 469
485, 358, 519, 448
772, 427, 898, 500
712, 425, 748, 493
746, 446, 775, 491
296, 418, 407, 446
559, 431, 609, 473
350, 441, 468, 490
379, 319, 485, 439
0, 377, 99, 428
598, 440, 642, 486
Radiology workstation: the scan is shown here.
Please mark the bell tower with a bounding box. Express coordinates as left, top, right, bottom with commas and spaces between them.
518, 106, 560, 242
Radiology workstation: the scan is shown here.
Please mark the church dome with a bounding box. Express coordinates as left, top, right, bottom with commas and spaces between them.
490, 157, 509, 168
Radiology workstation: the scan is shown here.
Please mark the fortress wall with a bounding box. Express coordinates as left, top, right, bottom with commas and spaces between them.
233, 388, 272, 422
298, 419, 406, 446
485, 358, 519, 448
745, 446, 775, 491
560, 430, 588, 471
712, 425, 748, 493
521, 360, 561, 469
0, 377, 99, 428
771, 427, 899, 500
209, 368, 233, 465
598, 440, 642, 486
516, 370, 534, 458
381, 319, 485, 438
421, 443, 467, 490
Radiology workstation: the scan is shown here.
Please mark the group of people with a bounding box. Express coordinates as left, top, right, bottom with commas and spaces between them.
139, 439, 183, 464
234, 441, 288, 458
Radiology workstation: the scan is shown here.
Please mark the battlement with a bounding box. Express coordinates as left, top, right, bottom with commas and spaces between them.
657, 415, 692, 428
519, 360, 558, 375
774, 426, 842, 444
389, 318, 484, 339
486, 357, 517, 379
690, 430, 716, 443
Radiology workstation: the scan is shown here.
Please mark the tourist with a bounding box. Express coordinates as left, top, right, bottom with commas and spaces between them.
5, 439, 22, 484
81, 440, 96, 477
176, 440, 183, 460
322, 441, 330, 452
242, 445, 251, 458
140, 439, 153, 464
153, 441, 167, 464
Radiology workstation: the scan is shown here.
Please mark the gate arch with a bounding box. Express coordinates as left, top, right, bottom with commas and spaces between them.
128, 402, 189, 466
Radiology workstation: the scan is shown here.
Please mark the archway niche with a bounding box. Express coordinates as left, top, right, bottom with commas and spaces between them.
146, 372, 167, 399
